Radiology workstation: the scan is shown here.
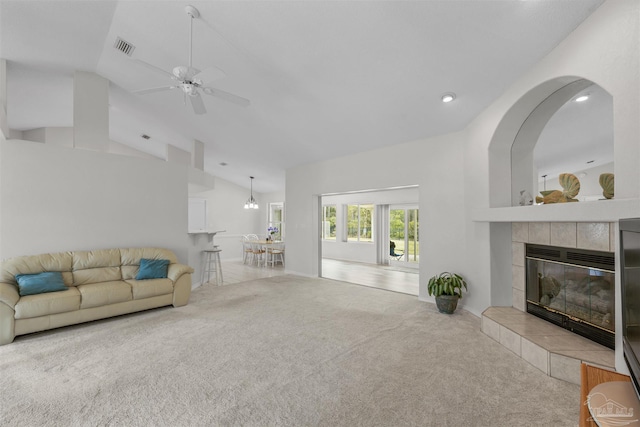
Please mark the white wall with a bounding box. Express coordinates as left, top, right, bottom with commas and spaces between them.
0, 139, 189, 263
73, 71, 109, 152
286, 130, 466, 292
0, 59, 7, 140
20, 126, 159, 160
285, 0, 640, 339
187, 177, 265, 284
463, 0, 639, 373
108, 139, 161, 160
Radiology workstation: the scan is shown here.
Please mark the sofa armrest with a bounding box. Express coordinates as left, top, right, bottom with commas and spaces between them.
167, 264, 194, 283
0, 282, 19, 309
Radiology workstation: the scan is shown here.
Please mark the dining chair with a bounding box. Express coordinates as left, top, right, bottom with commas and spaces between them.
241, 235, 256, 264
266, 242, 285, 268
249, 241, 266, 267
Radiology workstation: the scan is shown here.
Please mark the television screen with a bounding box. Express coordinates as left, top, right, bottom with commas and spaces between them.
620, 219, 640, 399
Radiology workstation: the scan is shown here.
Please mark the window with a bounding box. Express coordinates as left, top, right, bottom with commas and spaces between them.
268, 202, 284, 240
347, 204, 373, 242
322, 205, 336, 240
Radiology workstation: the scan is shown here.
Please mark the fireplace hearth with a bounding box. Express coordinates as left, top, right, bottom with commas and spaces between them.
526, 244, 615, 349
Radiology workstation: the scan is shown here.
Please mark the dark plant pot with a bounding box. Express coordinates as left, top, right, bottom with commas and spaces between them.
435, 295, 459, 314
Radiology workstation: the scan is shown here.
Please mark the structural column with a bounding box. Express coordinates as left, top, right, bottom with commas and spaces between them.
73, 71, 109, 151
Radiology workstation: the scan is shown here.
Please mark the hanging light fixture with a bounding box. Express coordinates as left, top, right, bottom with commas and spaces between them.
244, 176, 259, 209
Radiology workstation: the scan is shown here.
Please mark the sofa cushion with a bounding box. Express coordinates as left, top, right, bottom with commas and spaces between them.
136, 258, 169, 280
14, 287, 81, 319
77, 281, 132, 309
0, 251, 74, 286
15, 272, 67, 296
121, 248, 178, 280
72, 249, 122, 286
73, 267, 122, 286
126, 278, 174, 300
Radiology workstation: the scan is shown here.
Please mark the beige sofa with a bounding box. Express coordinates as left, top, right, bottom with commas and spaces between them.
0, 247, 193, 345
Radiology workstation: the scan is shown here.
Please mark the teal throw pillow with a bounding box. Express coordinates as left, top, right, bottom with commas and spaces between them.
136, 258, 170, 280
15, 271, 67, 296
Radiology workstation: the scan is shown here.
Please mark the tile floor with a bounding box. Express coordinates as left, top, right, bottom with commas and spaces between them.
207, 258, 419, 296
205, 259, 287, 286
482, 306, 615, 385
321, 258, 419, 296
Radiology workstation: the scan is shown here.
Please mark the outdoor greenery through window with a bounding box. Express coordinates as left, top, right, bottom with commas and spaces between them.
322, 205, 336, 240
347, 204, 373, 242
390, 208, 419, 262
268, 202, 284, 240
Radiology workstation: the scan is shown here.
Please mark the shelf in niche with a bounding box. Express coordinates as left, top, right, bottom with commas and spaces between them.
472, 198, 640, 223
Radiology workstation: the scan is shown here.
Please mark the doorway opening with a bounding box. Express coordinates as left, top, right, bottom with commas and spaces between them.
319, 187, 419, 295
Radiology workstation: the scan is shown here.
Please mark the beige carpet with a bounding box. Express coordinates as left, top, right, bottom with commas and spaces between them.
0, 275, 579, 426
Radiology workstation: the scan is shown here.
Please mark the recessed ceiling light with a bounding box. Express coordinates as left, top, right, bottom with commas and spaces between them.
441, 93, 456, 103
574, 94, 589, 102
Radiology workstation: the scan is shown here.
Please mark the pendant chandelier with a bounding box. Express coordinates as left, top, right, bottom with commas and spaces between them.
244, 176, 259, 209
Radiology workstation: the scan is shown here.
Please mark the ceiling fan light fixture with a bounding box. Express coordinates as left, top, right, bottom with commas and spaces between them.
130, 3, 249, 112
173, 66, 188, 80
244, 176, 259, 210
182, 84, 196, 95
441, 93, 456, 103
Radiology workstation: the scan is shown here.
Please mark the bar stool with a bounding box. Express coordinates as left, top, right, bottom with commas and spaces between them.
201, 248, 223, 285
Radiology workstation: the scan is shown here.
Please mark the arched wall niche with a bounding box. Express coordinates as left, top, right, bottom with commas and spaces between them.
487, 76, 612, 208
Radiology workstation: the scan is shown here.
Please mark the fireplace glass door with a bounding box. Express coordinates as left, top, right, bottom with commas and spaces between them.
527, 259, 614, 332
525, 244, 615, 348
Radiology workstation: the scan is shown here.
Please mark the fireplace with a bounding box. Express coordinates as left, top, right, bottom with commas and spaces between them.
525, 244, 615, 349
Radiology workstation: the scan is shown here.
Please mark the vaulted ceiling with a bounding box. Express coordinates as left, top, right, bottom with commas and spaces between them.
0, 0, 604, 193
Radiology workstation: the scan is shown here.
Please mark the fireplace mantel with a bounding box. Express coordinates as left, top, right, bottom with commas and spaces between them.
472, 198, 640, 223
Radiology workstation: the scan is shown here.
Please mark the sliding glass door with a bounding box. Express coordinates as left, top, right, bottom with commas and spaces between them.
389, 206, 419, 266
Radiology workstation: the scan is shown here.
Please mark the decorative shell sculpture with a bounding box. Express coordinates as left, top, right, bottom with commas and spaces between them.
535, 173, 580, 204
599, 173, 614, 199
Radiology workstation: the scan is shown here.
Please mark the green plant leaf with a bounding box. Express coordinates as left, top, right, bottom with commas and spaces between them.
427, 272, 468, 299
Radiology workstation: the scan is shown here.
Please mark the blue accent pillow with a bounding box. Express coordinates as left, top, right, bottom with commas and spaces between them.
15, 271, 67, 296
136, 258, 170, 280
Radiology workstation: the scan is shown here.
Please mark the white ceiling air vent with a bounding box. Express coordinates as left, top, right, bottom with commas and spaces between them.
114, 37, 135, 56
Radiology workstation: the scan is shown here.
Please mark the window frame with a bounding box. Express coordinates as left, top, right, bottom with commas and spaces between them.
346, 203, 374, 243
268, 202, 284, 240
322, 205, 337, 240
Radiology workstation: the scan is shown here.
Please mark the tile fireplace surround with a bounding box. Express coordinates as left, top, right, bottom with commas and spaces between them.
481, 222, 616, 384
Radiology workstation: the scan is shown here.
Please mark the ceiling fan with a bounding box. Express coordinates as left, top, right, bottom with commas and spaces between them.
132, 5, 250, 114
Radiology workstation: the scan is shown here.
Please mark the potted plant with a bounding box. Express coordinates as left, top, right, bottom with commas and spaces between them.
427, 272, 468, 314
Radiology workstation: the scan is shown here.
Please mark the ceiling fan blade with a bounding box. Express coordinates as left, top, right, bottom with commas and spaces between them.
132, 58, 174, 79
133, 86, 176, 95
190, 92, 207, 115
202, 87, 250, 107
192, 66, 226, 86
